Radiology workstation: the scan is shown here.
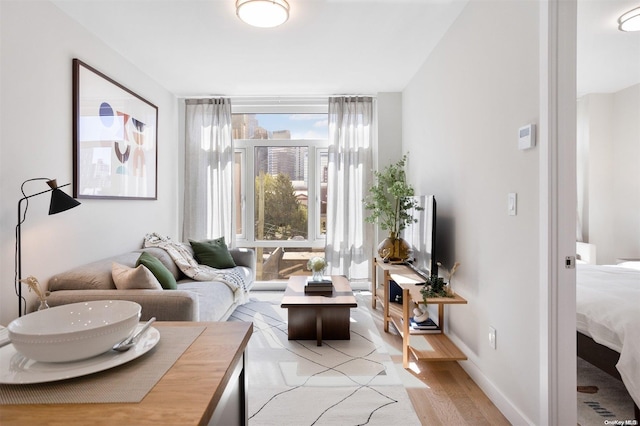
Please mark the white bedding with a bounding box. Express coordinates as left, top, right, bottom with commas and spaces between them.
576, 262, 640, 407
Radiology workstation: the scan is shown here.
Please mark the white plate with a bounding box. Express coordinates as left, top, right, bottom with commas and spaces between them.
0, 325, 160, 384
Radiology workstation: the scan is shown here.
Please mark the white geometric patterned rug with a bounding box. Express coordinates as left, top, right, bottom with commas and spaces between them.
230, 291, 421, 426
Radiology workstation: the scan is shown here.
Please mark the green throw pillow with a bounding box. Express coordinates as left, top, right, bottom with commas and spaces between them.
189, 237, 237, 269
136, 251, 178, 290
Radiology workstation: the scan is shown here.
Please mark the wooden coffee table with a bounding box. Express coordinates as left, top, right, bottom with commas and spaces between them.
281, 275, 357, 346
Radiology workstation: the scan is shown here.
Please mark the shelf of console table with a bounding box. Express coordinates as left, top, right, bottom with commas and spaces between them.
372, 258, 467, 367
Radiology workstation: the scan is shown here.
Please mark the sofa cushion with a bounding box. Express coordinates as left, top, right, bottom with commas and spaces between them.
48, 252, 141, 291
176, 280, 235, 321
136, 247, 182, 280
112, 263, 163, 290
189, 237, 237, 269
136, 252, 178, 290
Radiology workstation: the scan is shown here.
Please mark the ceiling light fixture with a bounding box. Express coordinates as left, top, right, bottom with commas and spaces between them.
618, 6, 640, 31
236, 0, 290, 28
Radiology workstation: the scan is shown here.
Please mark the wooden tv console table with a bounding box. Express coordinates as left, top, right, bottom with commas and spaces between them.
372, 258, 467, 367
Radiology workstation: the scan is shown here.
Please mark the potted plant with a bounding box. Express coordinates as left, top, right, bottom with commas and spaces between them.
419, 262, 459, 316
364, 154, 422, 261
420, 275, 449, 302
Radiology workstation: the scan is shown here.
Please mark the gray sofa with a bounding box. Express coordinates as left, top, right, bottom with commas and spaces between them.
35, 246, 255, 321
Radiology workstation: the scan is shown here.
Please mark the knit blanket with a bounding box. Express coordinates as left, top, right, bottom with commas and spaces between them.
143, 232, 250, 304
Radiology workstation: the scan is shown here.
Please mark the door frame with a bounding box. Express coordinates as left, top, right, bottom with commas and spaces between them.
539, 0, 577, 424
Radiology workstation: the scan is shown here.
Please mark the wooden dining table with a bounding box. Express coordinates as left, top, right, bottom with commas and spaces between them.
0, 321, 252, 426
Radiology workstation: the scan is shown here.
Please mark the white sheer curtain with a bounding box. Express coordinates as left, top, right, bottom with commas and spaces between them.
183, 98, 235, 245
325, 96, 375, 279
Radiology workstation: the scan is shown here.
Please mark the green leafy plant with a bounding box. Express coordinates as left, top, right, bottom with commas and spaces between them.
363, 154, 422, 235
420, 275, 453, 305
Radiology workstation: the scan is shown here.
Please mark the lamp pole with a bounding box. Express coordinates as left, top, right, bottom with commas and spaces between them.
15, 179, 79, 317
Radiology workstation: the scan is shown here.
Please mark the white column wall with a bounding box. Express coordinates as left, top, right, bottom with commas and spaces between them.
402, 1, 542, 423
0, 1, 179, 324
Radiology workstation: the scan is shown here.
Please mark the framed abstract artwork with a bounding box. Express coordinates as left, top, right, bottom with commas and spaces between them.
73, 59, 158, 199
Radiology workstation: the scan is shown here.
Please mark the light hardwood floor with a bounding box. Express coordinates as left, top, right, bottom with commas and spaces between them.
361, 293, 510, 426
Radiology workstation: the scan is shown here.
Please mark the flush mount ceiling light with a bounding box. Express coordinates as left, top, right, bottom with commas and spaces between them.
618, 7, 640, 31
236, 0, 290, 28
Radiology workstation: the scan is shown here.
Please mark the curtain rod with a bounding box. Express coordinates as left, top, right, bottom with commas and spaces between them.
180, 94, 377, 100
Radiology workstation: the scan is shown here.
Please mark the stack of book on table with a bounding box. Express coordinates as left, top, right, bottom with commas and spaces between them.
408, 317, 441, 334
304, 277, 333, 295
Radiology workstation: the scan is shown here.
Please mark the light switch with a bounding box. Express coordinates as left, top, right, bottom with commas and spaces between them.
489, 326, 497, 349
508, 193, 517, 216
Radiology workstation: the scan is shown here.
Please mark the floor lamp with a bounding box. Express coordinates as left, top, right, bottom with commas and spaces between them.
16, 178, 80, 317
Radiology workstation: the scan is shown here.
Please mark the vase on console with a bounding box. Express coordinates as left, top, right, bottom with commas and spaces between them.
307, 256, 327, 281
377, 232, 411, 262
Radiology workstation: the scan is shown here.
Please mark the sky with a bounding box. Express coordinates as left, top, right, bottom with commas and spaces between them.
254, 113, 328, 140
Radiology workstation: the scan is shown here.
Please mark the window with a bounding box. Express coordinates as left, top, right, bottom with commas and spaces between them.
232, 104, 328, 282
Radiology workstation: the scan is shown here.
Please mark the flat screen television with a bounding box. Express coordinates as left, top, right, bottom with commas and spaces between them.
403, 195, 437, 280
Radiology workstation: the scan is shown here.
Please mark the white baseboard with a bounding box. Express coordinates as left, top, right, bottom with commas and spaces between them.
447, 333, 534, 425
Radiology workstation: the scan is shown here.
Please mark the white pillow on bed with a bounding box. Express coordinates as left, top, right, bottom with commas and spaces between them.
617, 261, 640, 271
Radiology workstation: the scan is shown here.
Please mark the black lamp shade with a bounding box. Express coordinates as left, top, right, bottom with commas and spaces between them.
49, 188, 81, 215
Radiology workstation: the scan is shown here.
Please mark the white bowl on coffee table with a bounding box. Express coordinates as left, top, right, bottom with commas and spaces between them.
8, 300, 141, 363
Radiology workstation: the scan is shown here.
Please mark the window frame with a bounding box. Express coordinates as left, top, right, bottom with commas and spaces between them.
232, 102, 329, 250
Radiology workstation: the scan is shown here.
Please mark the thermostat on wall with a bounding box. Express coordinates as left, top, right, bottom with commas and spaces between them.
518, 124, 536, 150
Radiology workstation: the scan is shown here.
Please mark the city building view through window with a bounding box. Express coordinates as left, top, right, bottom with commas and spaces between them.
232, 112, 328, 282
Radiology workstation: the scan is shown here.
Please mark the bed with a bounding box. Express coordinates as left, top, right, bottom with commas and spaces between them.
576, 243, 640, 419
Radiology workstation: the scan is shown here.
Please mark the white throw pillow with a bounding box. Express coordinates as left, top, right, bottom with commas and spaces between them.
112, 262, 163, 290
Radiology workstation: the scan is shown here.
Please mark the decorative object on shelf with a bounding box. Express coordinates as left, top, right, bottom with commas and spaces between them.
364, 154, 422, 262
376, 234, 411, 263
307, 256, 327, 282
73, 59, 158, 200
19, 276, 50, 311
437, 261, 460, 295
16, 178, 80, 316
413, 305, 429, 323
420, 275, 453, 306
236, 0, 290, 28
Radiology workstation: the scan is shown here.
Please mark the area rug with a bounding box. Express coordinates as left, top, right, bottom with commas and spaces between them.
230, 291, 421, 426
577, 357, 636, 426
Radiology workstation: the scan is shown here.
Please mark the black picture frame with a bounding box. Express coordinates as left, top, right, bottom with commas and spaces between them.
73, 59, 158, 199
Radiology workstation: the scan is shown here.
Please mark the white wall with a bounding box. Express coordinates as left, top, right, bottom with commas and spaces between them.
578, 84, 640, 264
376, 92, 403, 171
402, 1, 541, 424
374, 92, 403, 255
0, 0, 180, 325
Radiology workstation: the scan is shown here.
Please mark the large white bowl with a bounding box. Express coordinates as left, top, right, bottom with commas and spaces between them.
8, 300, 141, 363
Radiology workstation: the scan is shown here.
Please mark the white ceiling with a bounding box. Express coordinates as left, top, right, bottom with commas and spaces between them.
578, 0, 640, 96
51, 0, 640, 98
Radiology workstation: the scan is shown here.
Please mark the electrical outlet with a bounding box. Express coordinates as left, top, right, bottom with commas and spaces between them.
488, 326, 497, 349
